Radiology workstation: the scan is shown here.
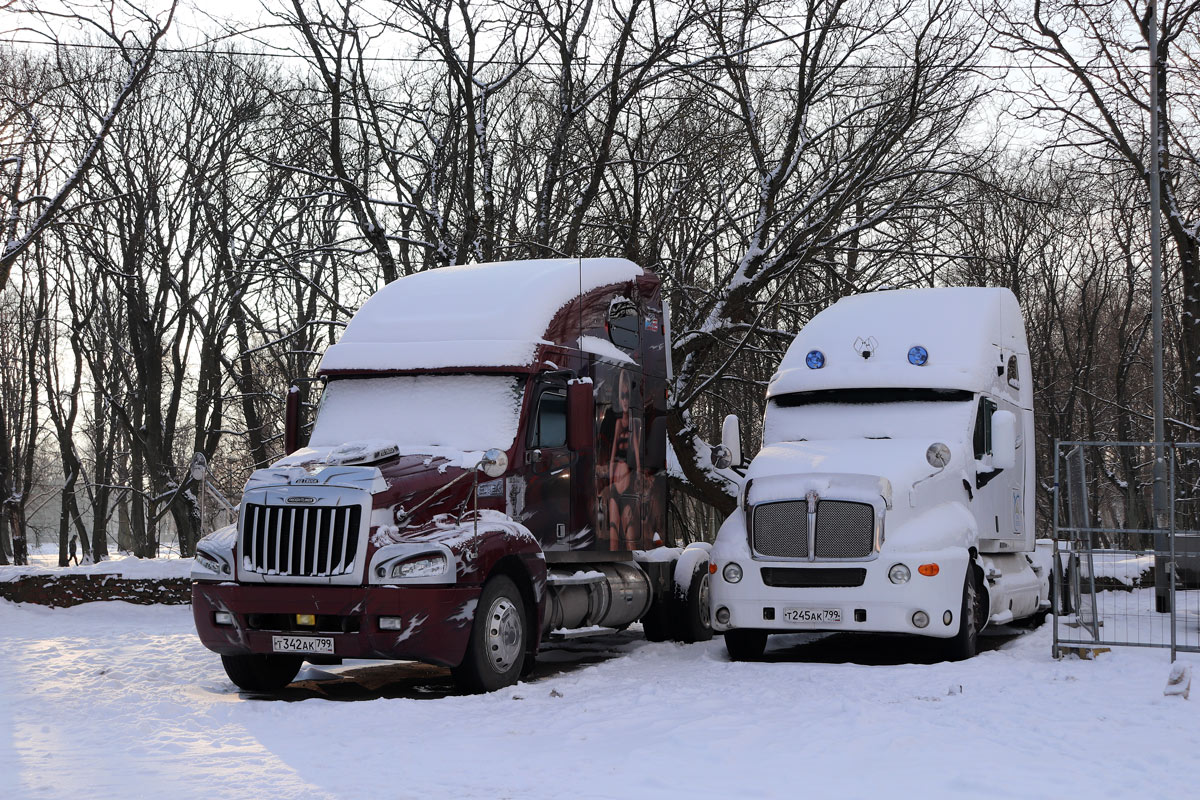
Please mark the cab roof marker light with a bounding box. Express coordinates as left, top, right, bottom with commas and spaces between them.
806, 350, 825, 369
908, 346, 929, 366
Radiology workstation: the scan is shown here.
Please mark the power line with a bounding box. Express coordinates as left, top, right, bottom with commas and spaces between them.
0, 36, 1182, 73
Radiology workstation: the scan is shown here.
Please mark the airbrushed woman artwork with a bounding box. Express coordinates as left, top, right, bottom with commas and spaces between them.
599, 368, 644, 550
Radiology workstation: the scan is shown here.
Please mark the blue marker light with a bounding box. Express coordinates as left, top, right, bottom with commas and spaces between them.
806, 350, 825, 369
908, 346, 929, 366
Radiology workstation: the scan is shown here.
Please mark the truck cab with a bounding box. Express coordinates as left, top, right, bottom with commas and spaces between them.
708, 287, 1050, 660
192, 258, 710, 693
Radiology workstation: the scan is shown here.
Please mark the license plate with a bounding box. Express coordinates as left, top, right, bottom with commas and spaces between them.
782, 607, 842, 624
272, 635, 334, 654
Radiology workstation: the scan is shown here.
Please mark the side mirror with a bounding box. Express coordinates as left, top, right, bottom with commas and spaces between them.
711, 445, 733, 470
478, 448, 509, 478
722, 414, 742, 467
991, 409, 1016, 470
567, 380, 594, 452
284, 384, 300, 455
711, 414, 742, 470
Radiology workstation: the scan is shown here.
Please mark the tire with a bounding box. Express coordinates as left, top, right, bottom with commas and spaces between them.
724, 629, 768, 661
943, 569, 980, 662
673, 561, 714, 643
452, 575, 528, 693
221, 653, 303, 692
641, 593, 673, 642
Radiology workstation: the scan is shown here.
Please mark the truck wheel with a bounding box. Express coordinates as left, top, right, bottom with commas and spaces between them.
452, 575, 527, 693
943, 570, 979, 662
221, 653, 302, 692
674, 560, 714, 643
641, 593, 673, 642
724, 629, 768, 661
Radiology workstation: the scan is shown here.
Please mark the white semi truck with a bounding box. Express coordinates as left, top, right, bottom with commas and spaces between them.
708, 287, 1051, 660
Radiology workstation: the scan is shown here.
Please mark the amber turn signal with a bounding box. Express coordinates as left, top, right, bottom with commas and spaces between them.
709, 562, 718, 574
918, 563, 939, 577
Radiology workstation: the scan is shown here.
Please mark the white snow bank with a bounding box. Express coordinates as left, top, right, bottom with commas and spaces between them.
2, 602, 1197, 800
0, 554, 192, 583
321, 258, 643, 371
1088, 554, 1154, 586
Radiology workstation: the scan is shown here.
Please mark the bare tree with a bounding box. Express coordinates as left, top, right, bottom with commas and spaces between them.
661, 0, 990, 512
0, 0, 177, 291
989, 0, 1200, 423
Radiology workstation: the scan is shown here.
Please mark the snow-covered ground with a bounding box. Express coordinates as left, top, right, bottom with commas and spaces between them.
1, 600, 1196, 800
0, 553, 193, 581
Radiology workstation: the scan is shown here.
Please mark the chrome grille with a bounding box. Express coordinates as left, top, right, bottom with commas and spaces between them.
752, 500, 808, 558
750, 498, 876, 560
241, 503, 362, 577
814, 500, 875, 559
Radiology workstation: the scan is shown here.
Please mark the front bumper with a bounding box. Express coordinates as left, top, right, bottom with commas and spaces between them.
709, 547, 969, 638
192, 581, 479, 668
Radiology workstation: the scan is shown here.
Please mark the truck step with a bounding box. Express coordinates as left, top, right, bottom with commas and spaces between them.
549, 625, 618, 640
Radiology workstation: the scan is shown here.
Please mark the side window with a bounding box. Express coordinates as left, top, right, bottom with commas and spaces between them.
531, 390, 567, 448
1006, 355, 1020, 390
973, 397, 996, 459
607, 298, 639, 352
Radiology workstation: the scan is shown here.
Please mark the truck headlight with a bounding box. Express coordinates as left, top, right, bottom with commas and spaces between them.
390, 553, 447, 579
888, 563, 911, 584
195, 548, 230, 575
723, 563, 743, 583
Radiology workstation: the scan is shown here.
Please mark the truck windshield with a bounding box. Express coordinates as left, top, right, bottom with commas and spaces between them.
309, 374, 526, 453
764, 388, 975, 444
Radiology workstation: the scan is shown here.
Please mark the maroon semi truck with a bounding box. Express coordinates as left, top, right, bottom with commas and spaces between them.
191, 258, 712, 692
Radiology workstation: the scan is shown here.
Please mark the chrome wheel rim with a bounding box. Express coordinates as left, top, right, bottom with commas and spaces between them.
484, 596, 523, 674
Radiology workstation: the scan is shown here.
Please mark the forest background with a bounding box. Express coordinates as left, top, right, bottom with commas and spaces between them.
2, 0, 1198, 564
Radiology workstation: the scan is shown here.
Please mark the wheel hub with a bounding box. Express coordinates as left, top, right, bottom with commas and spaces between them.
484, 596, 523, 673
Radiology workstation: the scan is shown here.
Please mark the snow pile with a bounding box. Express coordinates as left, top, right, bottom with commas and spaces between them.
763, 396, 975, 446
2, 601, 1198, 799
577, 335, 636, 365
321, 258, 643, 371
308, 374, 524, 455
1088, 554, 1154, 587
0, 554, 192, 583
769, 287, 1027, 398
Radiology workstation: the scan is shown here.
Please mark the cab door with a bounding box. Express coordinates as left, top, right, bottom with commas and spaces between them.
973, 395, 1022, 542
521, 380, 574, 551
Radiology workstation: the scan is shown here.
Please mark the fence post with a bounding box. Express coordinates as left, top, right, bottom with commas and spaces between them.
1169, 446, 1177, 662
1052, 440, 1060, 659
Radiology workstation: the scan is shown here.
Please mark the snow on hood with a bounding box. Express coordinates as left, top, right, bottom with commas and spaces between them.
270, 442, 486, 478
746, 439, 953, 502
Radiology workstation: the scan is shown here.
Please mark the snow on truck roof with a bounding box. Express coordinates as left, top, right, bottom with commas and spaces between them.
768, 287, 1028, 399
320, 258, 644, 372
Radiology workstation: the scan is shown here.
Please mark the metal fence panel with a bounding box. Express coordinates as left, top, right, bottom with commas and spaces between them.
1052, 441, 1200, 660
